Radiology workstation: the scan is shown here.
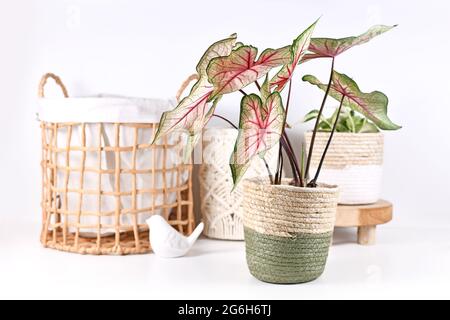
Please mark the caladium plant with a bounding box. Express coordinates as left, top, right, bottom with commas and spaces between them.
152, 34, 237, 149
301, 24, 398, 187
270, 20, 318, 92
231, 93, 285, 186
303, 71, 401, 130
207, 45, 291, 99
153, 21, 399, 189
303, 25, 397, 62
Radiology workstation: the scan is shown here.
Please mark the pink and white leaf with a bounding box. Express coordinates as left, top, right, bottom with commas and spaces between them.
303, 25, 396, 62
152, 34, 237, 147
303, 71, 401, 130
196, 33, 237, 76
230, 93, 285, 186
207, 45, 291, 99
260, 74, 271, 103
270, 20, 318, 92
152, 78, 214, 144
180, 96, 221, 161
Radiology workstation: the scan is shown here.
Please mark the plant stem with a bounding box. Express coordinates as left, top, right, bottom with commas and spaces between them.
305, 57, 335, 185
275, 80, 293, 185
280, 136, 299, 185
254, 80, 261, 91
239, 89, 248, 96
282, 80, 293, 134
309, 95, 345, 187
212, 113, 273, 184
263, 159, 274, 185
213, 114, 238, 129
300, 144, 306, 185
282, 132, 303, 186
275, 147, 284, 185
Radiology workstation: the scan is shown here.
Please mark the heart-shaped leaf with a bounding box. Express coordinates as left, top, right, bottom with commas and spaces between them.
303, 71, 401, 130
207, 45, 291, 99
270, 20, 318, 92
180, 95, 221, 161
153, 34, 237, 145
196, 33, 237, 76
230, 93, 285, 186
153, 78, 214, 144
303, 25, 396, 62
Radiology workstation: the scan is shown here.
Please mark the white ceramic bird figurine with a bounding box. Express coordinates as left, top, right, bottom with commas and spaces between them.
146, 215, 204, 258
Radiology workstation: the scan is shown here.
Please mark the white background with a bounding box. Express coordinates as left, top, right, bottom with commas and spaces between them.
2, 0, 447, 226
0, 0, 449, 300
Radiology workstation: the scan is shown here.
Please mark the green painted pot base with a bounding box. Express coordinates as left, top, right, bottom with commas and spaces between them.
244, 227, 333, 284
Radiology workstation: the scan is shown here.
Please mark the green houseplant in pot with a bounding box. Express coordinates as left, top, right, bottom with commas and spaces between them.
302, 77, 401, 204
153, 21, 397, 284
301, 26, 401, 205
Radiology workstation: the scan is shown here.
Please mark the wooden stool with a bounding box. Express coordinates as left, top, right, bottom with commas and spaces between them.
335, 200, 393, 245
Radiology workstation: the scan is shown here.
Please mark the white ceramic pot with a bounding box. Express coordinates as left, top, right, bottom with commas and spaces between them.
305, 132, 384, 205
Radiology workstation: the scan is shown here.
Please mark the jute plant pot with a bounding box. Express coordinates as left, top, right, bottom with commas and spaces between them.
200, 128, 278, 240
305, 132, 384, 205
243, 179, 339, 284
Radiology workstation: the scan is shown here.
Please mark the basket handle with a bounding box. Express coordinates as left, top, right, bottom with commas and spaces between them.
176, 74, 199, 103
38, 73, 69, 98
39, 73, 197, 100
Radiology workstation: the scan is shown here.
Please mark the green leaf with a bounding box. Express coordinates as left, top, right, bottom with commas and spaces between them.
230, 93, 285, 186
330, 105, 341, 125
319, 122, 332, 131
353, 116, 366, 133
303, 71, 401, 130
303, 108, 335, 129
360, 120, 380, 133
335, 123, 346, 132
303, 109, 320, 123
303, 25, 397, 62
270, 20, 318, 92
345, 110, 357, 133
207, 45, 291, 99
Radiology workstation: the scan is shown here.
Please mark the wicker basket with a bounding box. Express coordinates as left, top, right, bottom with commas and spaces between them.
305, 132, 384, 205
38, 73, 196, 255
243, 179, 339, 284
199, 128, 278, 240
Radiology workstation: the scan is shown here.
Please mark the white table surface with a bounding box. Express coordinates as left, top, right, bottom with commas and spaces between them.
1, 218, 449, 300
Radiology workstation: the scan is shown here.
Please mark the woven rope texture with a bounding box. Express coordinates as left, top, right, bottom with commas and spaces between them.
305, 132, 384, 169
305, 132, 384, 205
243, 179, 338, 284
39, 73, 195, 255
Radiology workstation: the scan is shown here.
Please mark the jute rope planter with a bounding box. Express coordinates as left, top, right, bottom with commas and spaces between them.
199, 129, 278, 240
243, 179, 339, 284
38, 73, 196, 255
305, 132, 384, 205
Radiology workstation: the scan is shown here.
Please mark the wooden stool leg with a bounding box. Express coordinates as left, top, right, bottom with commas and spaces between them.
357, 226, 376, 246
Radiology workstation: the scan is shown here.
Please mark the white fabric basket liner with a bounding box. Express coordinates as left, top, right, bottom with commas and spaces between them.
38, 95, 177, 123
39, 95, 188, 236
